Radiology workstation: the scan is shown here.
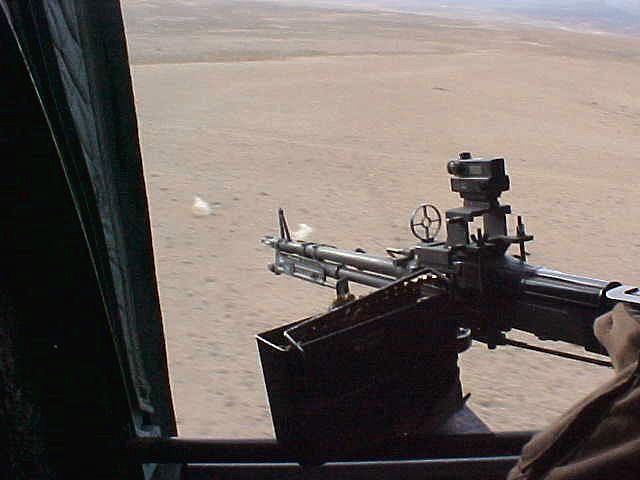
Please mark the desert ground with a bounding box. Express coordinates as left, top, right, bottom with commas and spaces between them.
121, 0, 640, 438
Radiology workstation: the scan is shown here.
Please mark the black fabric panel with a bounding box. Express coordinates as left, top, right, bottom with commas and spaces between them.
2, 0, 176, 443
42, 0, 156, 416
0, 8, 139, 478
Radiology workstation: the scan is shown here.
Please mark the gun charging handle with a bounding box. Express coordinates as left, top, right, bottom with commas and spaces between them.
606, 286, 640, 308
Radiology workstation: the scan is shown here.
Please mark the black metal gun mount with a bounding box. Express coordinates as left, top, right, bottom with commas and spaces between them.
262, 153, 640, 359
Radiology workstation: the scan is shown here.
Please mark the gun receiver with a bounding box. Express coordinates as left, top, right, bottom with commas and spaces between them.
262, 153, 639, 357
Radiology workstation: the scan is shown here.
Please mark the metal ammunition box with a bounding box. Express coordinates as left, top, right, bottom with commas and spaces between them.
257, 275, 464, 462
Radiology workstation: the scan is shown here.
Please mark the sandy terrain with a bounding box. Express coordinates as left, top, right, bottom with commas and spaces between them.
122, 0, 640, 438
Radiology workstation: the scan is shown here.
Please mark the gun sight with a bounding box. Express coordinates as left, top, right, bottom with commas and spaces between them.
448, 152, 510, 203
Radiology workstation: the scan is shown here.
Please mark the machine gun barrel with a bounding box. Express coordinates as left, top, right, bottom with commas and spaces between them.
266, 237, 408, 278
262, 236, 410, 289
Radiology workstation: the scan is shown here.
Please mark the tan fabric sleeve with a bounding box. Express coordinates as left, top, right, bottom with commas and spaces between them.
508, 303, 640, 480
594, 303, 640, 371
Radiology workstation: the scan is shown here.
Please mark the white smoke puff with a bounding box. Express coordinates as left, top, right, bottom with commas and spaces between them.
292, 223, 313, 241
191, 196, 212, 216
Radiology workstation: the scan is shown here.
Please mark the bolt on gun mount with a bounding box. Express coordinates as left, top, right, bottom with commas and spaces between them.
262, 153, 640, 362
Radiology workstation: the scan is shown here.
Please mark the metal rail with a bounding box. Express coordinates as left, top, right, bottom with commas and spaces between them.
183, 456, 520, 480
126, 432, 534, 464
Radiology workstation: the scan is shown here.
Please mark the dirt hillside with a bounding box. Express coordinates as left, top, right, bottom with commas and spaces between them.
122, 0, 640, 437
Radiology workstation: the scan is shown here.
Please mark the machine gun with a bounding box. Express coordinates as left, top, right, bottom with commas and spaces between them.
257, 153, 640, 461
262, 152, 640, 359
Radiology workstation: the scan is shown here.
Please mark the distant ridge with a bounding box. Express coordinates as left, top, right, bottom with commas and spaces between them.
483, 0, 640, 35
307, 0, 640, 36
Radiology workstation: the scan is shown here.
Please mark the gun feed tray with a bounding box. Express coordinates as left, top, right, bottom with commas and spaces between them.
257, 271, 464, 462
